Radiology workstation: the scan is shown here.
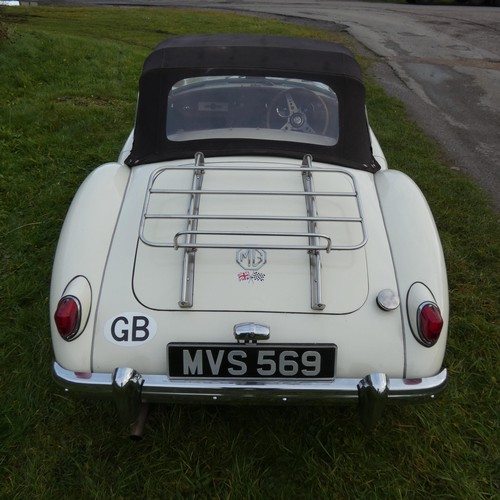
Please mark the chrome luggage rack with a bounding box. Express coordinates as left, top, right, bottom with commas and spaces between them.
140, 152, 367, 310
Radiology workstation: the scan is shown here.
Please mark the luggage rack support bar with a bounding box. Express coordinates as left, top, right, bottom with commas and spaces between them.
179, 152, 204, 308
302, 154, 325, 311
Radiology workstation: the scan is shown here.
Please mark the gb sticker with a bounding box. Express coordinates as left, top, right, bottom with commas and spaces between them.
104, 313, 157, 346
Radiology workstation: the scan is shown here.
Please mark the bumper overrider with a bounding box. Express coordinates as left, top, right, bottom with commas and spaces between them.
52, 361, 447, 429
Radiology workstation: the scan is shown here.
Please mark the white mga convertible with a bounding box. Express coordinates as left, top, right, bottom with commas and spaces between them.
50, 35, 448, 436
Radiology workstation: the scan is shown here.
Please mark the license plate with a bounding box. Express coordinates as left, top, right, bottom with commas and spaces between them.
167, 343, 336, 380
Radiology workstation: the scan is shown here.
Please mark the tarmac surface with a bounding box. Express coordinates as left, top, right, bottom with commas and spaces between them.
36, 0, 500, 210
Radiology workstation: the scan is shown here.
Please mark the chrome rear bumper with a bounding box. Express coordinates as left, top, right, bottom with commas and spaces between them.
52, 361, 447, 429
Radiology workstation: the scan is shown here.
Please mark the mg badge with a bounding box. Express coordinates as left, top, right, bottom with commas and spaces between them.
236, 248, 267, 271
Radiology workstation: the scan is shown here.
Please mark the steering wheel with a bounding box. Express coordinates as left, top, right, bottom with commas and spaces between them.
266, 88, 329, 135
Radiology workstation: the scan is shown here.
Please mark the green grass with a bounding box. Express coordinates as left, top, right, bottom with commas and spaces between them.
1, 6, 499, 499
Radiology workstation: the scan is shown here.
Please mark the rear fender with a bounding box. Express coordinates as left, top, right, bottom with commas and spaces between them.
50, 162, 130, 372
375, 170, 448, 378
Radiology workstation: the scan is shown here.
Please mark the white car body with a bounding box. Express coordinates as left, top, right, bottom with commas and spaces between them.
50, 35, 448, 434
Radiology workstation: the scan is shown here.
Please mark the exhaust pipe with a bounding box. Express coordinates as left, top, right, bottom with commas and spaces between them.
129, 403, 150, 441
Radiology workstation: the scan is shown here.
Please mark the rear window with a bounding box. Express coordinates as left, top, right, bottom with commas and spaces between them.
167, 76, 339, 147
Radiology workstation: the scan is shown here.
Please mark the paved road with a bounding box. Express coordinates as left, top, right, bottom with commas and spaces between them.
42, 0, 500, 209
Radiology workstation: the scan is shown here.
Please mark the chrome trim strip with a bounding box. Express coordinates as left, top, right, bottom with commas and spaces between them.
53, 362, 447, 405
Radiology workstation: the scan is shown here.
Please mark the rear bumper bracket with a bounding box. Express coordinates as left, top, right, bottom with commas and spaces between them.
357, 373, 389, 429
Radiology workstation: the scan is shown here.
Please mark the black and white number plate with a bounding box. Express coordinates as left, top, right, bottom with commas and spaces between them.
167, 343, 336, 380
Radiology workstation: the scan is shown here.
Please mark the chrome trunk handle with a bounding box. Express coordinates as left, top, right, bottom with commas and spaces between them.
233, 322, 271, 342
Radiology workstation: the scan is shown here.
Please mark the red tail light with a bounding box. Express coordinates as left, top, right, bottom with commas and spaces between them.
54, 296, 81, 340
417, 302, 443, 346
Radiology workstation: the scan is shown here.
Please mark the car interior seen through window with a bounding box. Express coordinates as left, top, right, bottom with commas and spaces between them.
167, 76, 339, 146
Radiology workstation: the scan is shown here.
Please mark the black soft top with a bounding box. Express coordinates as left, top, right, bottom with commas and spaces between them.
126, 34, 378, 171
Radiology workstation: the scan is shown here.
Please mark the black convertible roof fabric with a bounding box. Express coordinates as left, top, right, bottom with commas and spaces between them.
126, 35, 378, 171
143, 34, 363, 82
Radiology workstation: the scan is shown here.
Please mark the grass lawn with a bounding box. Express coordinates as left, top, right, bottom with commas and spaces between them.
0, 6, 498, 499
